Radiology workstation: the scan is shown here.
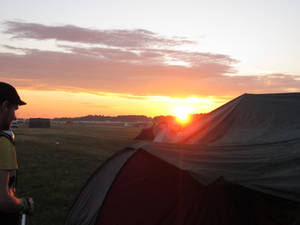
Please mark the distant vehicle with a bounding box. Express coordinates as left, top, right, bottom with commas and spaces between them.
11, 120, 18, 128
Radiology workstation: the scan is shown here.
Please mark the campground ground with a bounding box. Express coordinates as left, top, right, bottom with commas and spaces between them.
14, 123, 141, 225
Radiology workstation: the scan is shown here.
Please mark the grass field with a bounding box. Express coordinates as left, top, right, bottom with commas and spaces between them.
14, 123, 142, 225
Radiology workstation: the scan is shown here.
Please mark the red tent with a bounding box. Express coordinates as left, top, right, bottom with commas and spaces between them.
65, 93, 300, 225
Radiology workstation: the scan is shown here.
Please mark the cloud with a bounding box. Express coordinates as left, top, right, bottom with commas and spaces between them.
3, 21, 195, 48
58, 45, 237, 70
1, 47, 299, 98
0, 45, 238, 96
1, 21, 300, 99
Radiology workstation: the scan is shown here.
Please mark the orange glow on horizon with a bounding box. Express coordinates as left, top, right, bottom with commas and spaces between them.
16, 89, 227, 118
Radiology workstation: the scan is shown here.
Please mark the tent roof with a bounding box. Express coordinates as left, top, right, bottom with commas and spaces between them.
154, 93, 300, 145
135, 93, 300, 202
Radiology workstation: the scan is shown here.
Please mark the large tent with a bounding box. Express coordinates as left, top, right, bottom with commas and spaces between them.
65, 93, 300, 225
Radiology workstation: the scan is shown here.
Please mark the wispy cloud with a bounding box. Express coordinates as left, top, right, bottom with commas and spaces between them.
0, 46, 237, 96
3, 21, 195, 48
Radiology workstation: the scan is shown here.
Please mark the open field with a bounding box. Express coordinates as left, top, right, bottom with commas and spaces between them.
14, 123, 142, 225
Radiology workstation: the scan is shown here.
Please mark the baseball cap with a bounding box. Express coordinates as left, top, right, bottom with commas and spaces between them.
0, 82, 26, 105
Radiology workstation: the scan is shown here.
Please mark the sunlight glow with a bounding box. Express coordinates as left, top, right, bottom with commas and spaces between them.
16, 89, 227, 118
173, 105, 195, 124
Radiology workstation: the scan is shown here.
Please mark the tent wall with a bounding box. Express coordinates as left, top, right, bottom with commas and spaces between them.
140, 139, 300, 202
65, 148, 136, 225
97, 150, 298, 225
66, 149, 299, 225
96, 150, 204, 225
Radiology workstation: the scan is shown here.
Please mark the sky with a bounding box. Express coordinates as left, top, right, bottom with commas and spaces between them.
0, 0, 299, 118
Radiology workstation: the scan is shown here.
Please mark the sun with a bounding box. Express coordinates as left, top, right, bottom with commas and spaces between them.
173, 105, 195, 124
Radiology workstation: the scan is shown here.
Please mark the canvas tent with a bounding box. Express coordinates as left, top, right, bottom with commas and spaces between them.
134, 127, 155, 141
65, 93, 300, 225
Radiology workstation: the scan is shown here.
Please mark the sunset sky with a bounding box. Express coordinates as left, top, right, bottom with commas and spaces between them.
1, 0, 299, 118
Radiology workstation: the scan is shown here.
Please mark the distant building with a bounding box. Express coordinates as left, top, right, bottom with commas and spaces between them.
29, 118, 51, 128
124, 122, 150, 128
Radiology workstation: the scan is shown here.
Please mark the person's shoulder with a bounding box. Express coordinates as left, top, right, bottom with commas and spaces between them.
0, 131, 14, 144
0, 136, 18, 170
0, 136, 13, 149
0, 135, 11, 143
